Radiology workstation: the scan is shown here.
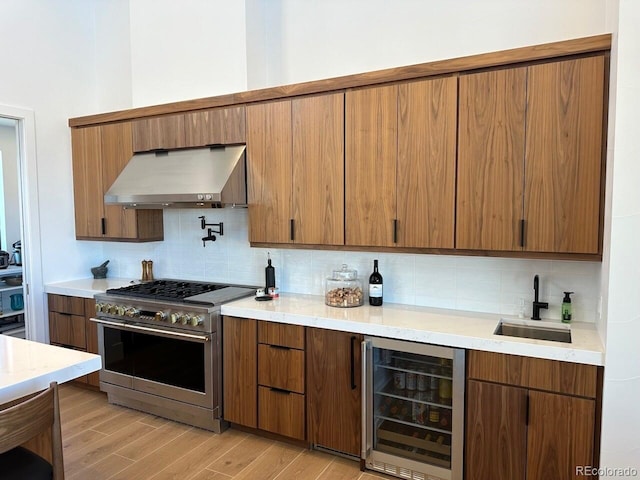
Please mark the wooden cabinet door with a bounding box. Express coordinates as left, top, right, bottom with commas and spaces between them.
222, 316, 257, 428
258, 386, 305, 440
100, 122, 139, 239
184, 106, 246, 146
346, 85, 397, 247
307, 329, 362, 456
131, 115, 186, 152
524, 56, 605, 254
84, 298, 100, 387
292, 93, 344, 245
527, 391, 595, 480
457, 68, 526, 251
72, 126, 104, 238
465, 380, 528, 480
49, 312, 87, 349
246, 100, 293, 244
397, 77, 456, 248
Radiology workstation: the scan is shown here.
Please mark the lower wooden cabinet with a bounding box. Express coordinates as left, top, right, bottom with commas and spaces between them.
466, 351, 600, 480
306, 328, 363, 457
222, 316, 306, 440
48, 294, 99, 387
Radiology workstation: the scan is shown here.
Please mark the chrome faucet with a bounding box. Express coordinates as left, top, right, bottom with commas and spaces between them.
532, 275, 548, 320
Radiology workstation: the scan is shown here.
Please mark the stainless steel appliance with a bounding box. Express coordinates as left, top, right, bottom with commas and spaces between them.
362, 337, 465, 480
92, 279, 255, 433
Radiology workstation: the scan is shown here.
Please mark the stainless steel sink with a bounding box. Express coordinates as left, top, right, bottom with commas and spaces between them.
494, 319, 572, 343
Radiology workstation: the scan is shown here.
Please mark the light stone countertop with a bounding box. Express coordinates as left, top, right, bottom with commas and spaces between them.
221, 293, 604, 366
0, 336, 101, 404
45, 277, 140, 299
42, 280, 604, 366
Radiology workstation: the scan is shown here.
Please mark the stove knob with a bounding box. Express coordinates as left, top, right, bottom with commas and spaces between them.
108, 304, 117, 314
126, 308, 140, 318
190, 315, 203, 327
95, 303, 104, 313
117, 305, 127, 316
180, 314, 191, 325
170, 312, 181, 324
155, 311, 167, 322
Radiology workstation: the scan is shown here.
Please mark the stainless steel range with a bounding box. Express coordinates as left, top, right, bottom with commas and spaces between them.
91, 279, 255, 433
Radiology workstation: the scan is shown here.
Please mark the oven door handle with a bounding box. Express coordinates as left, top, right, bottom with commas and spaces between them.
90, 318, 211, 342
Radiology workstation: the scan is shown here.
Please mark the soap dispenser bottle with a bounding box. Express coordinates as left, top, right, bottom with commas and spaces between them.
562, 292, 574, 323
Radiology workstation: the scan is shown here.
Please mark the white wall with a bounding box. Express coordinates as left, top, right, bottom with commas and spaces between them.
128, 0, 248, 107
598, 0, 640, 474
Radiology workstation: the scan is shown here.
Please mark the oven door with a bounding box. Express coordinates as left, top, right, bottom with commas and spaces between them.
94, 319, 214, 409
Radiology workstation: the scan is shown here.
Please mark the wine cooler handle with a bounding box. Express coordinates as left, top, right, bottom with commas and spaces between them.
350, 336, 357, 390
361, 339, 369, 461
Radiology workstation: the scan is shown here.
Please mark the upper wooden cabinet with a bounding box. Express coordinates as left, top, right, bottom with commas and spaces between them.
346, 77, 457, 248
71, 123, 164, 241
457, 55, 606, 254
247, 93, 344, 245
132, 106, 245, 152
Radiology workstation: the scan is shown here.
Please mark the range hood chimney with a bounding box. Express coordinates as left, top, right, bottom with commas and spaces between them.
104, 145, 247, 208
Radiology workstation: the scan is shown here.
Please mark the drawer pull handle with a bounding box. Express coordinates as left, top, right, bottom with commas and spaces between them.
270, 387, 291, 395
269, 344, 291, 351
350, 335, 357, 390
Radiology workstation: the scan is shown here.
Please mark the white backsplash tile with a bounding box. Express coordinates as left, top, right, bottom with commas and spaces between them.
99, 209, 602, 322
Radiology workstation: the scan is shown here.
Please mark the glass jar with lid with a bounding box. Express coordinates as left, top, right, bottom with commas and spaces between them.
325, 264, 364, 308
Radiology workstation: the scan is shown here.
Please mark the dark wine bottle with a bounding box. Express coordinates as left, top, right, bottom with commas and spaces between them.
265, 253, 275, 291
369, 259, 383, 306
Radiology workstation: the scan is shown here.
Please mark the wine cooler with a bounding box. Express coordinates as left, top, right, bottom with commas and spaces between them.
362, 337, 465, 480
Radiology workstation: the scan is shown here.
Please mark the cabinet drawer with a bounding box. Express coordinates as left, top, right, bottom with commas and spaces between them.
258, 386, 305, 440
467, 350, 598, 398
49, 312, 86, 349
48, 294, 85, 316
257, 344, 305, 394
258, 321, 304, 349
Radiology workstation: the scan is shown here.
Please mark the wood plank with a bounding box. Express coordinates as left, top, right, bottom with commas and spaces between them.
467, 350, 598, 398
246, 100, 293, 244
114, 421, 192, 461
457, 67, 526, 251
233, 442, 303, 480
397, 76, 456, 248
465, 380, 527, 480
274, 449, 338, 480
291, 92, 345, 245
257, 344, 305, 394
346, 84, 397, 247
131, 114, 186, 152
524, 55, 605, 254
69, 35, 611, 127
527, 391, 595, 480
205, 435, 274, 476
257, 321, 304, 349
315, 457, 362, 480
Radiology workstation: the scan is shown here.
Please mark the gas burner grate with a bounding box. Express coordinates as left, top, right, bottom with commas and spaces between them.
106, 279, 226, 302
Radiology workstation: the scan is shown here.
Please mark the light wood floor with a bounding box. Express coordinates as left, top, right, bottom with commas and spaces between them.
59, 383, 389, 480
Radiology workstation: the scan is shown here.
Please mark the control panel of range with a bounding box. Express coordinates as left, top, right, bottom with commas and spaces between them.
95, 302, 205, 327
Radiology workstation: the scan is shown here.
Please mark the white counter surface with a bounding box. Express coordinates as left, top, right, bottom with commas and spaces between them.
221, 293, 604, 366
0, 336, 101, 404
45, 277, 139, 299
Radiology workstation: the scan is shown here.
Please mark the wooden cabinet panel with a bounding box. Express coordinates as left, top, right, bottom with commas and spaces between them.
346, 85, 397, 247
257, 321, 304, 349
222, 316, 257, 428
467, 350, 598, 398
307, 329, 362, 456
292, 93, 344, 245
397, 77, 457, 248
524, 56, 605, 254
466, 380, 527, 480
84, 299, 100, 387
527, 391, 595, 480
457, 67, 526, 251
184, 106, 246, 146
49, 312, 86, 349
258, 386, 305, 441
132, 115, 186, 152
72, 126, 104, 238
257, 344, 305, 394
48, 294, 85, 316
246, 100, 293, 244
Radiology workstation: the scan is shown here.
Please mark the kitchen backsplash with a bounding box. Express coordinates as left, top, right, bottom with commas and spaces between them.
98, 209, 601, 322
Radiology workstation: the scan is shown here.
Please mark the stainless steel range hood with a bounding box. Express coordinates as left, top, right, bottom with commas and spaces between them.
104, 145, 246, 208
